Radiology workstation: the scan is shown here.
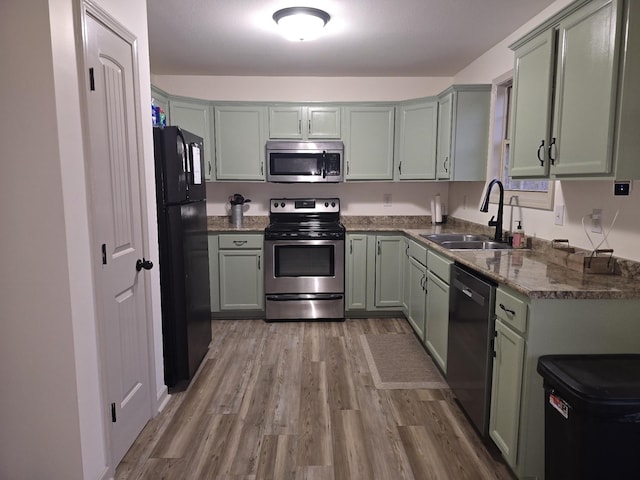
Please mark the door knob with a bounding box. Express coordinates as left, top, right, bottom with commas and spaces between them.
136, 258, 154, 272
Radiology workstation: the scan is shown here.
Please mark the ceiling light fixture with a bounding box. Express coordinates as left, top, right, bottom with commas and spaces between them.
273, 7, 330, 42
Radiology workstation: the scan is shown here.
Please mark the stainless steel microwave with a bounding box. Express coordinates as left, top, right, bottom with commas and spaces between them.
266, 141, 344, 183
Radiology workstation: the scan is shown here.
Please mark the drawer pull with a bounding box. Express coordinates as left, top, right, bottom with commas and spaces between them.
233, 240, 248, 246
499, 303, 516, 315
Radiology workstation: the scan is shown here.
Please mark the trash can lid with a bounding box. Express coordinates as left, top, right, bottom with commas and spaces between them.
537, 354, 640, 404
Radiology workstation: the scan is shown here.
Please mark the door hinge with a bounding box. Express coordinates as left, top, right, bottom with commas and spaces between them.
111, 402, 116, 422
101, 243, 107, 265
89, 67, 95, 91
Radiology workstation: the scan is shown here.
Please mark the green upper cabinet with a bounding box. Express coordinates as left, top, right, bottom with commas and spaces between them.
169, 98, 214, 181
269, 105, 341, 139
396, 99, 437, 180
343, 105, 395, 181
510, 29, 555, 178
214, 105, 267, 181
436, 86, 491, 181
510, 0, 640, 180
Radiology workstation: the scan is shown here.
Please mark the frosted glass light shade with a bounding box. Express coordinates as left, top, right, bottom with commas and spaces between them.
273, 7, 330, 42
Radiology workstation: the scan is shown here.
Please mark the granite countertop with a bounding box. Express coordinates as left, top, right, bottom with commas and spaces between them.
208, 215, 640, 300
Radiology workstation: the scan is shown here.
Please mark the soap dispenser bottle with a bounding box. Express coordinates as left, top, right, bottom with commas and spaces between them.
512, 221, 525, 248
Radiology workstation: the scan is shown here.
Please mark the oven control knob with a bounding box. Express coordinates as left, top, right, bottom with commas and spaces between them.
331, 202, 336, 207
273, 202, 278, 208
324, 202, 329, 207
280, 202, 285, 208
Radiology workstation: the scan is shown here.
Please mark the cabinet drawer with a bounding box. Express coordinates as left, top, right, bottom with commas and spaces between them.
427, 250, 452, 283
408, 240, 427, 266
219, 234, 263, 249
495, 287, 528, 333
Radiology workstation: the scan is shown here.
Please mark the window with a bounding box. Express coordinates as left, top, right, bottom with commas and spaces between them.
490, 74, 554, 210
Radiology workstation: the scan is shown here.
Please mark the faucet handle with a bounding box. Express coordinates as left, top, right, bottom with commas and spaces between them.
488, 215, 497, 226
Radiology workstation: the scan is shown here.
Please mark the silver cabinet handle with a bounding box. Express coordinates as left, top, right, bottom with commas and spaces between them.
298, 119, 302, 134
260, 161, 264, 175
444, 156, 449, 173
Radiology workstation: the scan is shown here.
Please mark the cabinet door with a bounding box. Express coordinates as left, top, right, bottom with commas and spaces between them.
436, 93, 452, 179
374, 236, 404, 307
551, 0, 620, 176
510, 29, 555, 178
449, 89, 491, 181
489, 319, 525, 468
218, 250, 263, 310
425, 270, 449, 373
208, 235, 219, 312
215, 106, 266, 180
169, 99, 214, 181
407, 256, 427, 341
397, 100, 437, 180
269, 106, 303, 139
346, 234, 368, 311
307, 106, 341, 139
343, 106, 395, 180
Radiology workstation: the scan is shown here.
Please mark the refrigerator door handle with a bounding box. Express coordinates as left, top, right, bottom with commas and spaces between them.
177, 128, 188, 174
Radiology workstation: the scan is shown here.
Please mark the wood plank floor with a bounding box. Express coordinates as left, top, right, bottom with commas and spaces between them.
116, 318, 514, 480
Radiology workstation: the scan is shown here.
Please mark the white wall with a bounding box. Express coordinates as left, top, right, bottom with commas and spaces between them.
207, 182, 449, 217
151, 75, 453, 102
1, 1, 86, 478
1, 0, 162, 478
449, 0, 640, 263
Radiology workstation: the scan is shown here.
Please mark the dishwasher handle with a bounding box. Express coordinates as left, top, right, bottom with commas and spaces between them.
452, 277, 486, 307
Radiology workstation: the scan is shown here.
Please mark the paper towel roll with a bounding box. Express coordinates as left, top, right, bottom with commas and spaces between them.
430, 199, 436, 224
434, 194, 443, 223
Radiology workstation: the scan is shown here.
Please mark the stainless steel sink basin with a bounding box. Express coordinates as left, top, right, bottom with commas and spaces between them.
438, 240, 512, 250
420, 233, 493, 243
419, 233, 512, 250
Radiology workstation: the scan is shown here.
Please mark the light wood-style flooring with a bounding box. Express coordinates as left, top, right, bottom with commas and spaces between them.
116, 318, 514, 480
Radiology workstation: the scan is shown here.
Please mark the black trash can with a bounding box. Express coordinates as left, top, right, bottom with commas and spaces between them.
537, 354, 640, 480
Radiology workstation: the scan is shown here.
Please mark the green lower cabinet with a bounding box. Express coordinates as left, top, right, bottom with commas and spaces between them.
424, 270, 449, 373
407, 256, 427, 340
489, 318, 525, 468
372, 235, 405, 308
217, 234, 264, 311
208, 235, 220, 312
345, 234, 368, 311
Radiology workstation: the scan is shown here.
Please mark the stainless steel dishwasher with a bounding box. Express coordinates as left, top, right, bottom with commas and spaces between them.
447, 264, 497, 437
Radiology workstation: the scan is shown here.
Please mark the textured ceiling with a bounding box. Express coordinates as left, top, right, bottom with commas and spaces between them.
147, 0, 557, 77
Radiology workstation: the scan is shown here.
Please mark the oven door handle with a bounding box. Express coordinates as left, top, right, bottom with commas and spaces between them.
266, 294, 344, 302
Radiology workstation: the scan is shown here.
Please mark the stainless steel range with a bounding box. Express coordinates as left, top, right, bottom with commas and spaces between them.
264, 198, 345, 321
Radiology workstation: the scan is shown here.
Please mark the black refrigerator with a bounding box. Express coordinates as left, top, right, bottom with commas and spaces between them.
153, 126, 211, 392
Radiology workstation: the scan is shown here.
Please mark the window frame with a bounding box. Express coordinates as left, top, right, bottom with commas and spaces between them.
489, 72, 554, 210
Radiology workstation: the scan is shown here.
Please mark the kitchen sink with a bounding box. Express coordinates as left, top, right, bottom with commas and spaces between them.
438, 240, 512, 250
419, 233, 512, 250
420, 233, 492, 243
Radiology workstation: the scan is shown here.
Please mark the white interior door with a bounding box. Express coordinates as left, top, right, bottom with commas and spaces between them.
83, 7, 152, 466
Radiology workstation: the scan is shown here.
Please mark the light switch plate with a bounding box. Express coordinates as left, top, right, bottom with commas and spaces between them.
554, 205, 564, 225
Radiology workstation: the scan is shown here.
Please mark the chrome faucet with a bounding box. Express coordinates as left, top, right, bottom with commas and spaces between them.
480, 179, 504, 242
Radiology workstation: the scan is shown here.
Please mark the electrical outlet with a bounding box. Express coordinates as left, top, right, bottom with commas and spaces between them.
383, 193, 392, 207
591, 208, 603, 234
554, 205, 564, 225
